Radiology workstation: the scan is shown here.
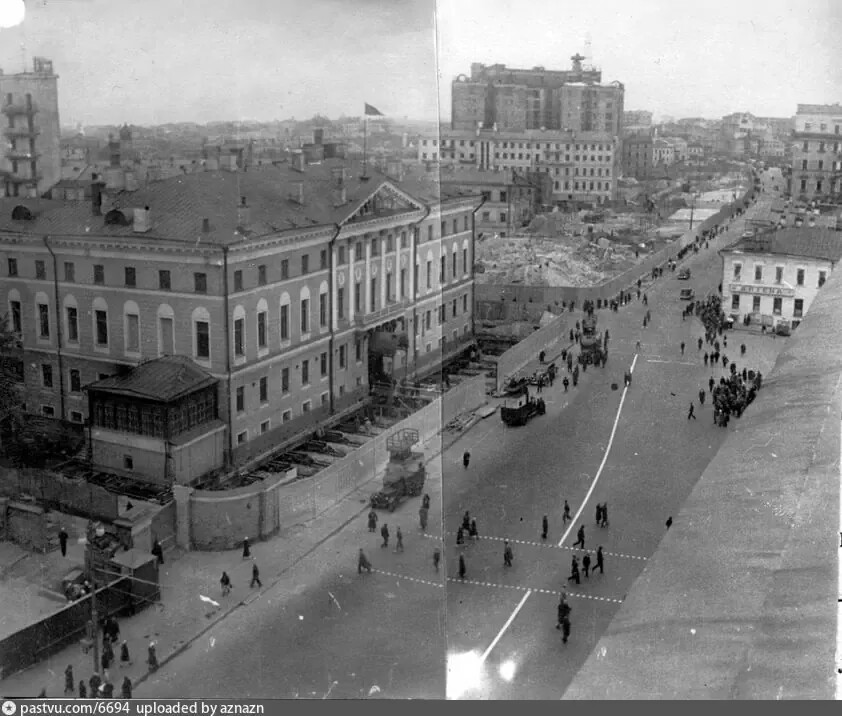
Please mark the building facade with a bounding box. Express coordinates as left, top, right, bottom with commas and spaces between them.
0, 151, 481, 480
621, 134, 653, 178
789, 103, 842, 201
0, 57, 62, 199
720, 227, 842, 330
623, 110, 653, 130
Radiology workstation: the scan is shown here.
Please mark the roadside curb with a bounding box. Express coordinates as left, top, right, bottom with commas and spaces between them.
131, 406, 486, 691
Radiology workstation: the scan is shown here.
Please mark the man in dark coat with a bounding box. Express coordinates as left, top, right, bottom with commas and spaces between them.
367, 510, 378, 532
541, 515, 548, 540
358, 548, 372, 574
462, 451, 470, 469
568, 556, 580, 585
59, 527, 69, 557
503, 541, 513, 567
582, 552, 591, 578
595, 546, 604, 574
380, 523, 389, 548
573, 524, 585, 549
458, 554, 467, 580
250, 563, 262, 588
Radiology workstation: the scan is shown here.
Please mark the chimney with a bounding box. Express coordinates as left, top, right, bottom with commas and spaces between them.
91, 174, 103, 216
314, 128, 324, 145
104, 167, 125, 191
237, 196, 250, 226
124, 171, 138, 191
332, 186, 347, 207
292, 152, 306, 172
133, 206, 151, 233
289, 181, 305, 204
331, 166, 347, 186
202, 218, 211, 233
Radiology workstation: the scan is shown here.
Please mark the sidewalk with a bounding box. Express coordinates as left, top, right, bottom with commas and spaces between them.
0, 414, 485, 698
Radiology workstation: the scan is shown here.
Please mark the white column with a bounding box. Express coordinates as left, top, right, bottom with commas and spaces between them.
409, 226, 416, 300
364, 237, 372, 315
348, 240, 355, 323
331, 244, 339, 330
380, 234, 387, 306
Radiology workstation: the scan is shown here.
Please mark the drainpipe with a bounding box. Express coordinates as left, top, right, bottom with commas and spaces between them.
328, 224, 342, 414
42, 236, 66, 423
410, 205, 432, 379
221, 246, 233, 468
470, 194, 489, 340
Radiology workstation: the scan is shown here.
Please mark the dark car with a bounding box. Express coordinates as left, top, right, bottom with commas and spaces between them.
677, 268, 691, 280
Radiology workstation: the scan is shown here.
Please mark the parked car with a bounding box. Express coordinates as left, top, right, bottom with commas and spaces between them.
677, 268, 691, 280
679, 288, 695, 301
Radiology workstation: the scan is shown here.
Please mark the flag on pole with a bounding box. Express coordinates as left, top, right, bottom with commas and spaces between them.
364, 103, 384, 117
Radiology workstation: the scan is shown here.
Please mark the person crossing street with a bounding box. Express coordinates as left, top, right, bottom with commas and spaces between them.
541, 515, 549, 540
562, 500, 571, 524
573, 524, 585, 549
595, 546, 604, 574
503, 540, 514, 567
582, 552, 591, 578
380, 523, 390, 548
688, 402, 697, 420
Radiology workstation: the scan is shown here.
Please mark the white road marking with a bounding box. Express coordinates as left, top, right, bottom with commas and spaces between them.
646, 358, 698, 367
423, 532, 647, 561
477, 352, 640, 665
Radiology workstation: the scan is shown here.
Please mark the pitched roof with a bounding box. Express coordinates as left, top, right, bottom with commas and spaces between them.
0, 159, 475, 245
725, 227, 842, 262
86, 355, 218, 402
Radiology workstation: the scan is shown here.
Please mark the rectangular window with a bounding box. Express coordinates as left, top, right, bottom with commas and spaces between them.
261, 420, 270, 434
733, 263, 741, 280
280, 304, 289, 340
69, 369, 81, 392
236, 386, 245, 412
370, 278, 376, 312
259, 376, 268, 403
281, 367, 289, 393
195, 321, 210, 359
320, 351, 328, 376
160, 317, 174, 354
441, 221, 447, 237
281, 259, 289, 279
772, 297, 782, 315
10, 300, 21, 334
320, 249, 327, 270
775, 267, 783, 283
93, 264, 104, 284
319, 293, 327, 327
793, 298, 804, 318
37, 303, 49, 338
463, 294, 468, 312
125, 266, 136, 287
464, 216, 469, 232
426, 310, 432, 330
64, 262, 75, 283
159, 270, 171, 290
426, 260, 432, 288
95, 310, 108, 345
339, 344, 346, 368
71, 411, 83, 423
282, 410, 291, 423
257, 311, 267, 349
338, 246, 346, 264
41, 405, 55, 418
355, 340, 362, 362
337, 287, 345, 318
237, 431, 247, 445
302, 400, 311, 414
401, 232, 408, 249
126, 313, 140, 353
194, 272, 207, 293
752, 295, 761, 312
400, 268, 406, 298
452, 251, 458, 278
355, 282, 362, 313
300, 298, 310, 333
234, 318, 245, 356
754, 266, 762, 282
463, 248, 468, 274
796, 268, 804, 286
731, 294, 740, 310
233, 270, 243, 292
302, 359, 310, 385
386, 235, 394, 252
301, 254, 309, 275
258, 264, 267, 285
427, 225, 432, 242
7, 258, 17, 276
41, 364, 53, 387
440, 255, 446, 283
35, 260, 46, 280
819, 270, 827, 287
452, 299, 457, 318
371, 238, 379, 257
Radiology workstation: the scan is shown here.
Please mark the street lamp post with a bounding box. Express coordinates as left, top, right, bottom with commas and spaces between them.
84, 523, 106, 676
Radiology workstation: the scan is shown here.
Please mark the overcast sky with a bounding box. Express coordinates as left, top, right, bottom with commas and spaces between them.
0, 0, 838, 126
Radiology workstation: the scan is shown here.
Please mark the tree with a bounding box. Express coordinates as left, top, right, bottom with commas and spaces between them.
0, 313, 26, 463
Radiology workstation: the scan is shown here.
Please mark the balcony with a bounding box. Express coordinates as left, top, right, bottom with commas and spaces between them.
4, 149, 39, 161
3, 126, 40, 139
352, 297, 411, 328
1, 101, 38, 117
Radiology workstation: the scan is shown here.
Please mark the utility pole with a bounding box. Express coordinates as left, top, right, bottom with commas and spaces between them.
85, 522, 104, 676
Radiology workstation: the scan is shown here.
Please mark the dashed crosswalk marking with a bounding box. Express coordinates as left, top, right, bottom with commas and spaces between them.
371, 568, 624, 604
421, 532, 647, 561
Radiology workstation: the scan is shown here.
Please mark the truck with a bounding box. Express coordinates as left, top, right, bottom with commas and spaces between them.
369, 429, 427, 511
500, 397, 545, 426
578, 309, 605, 366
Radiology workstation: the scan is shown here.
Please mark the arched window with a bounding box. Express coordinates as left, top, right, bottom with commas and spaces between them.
318, 281, 329, 330
7, 288, 22, 335
123, 300, 141, 355
299, 285, 311, 336
279, 292, 291, 344
192, 306, 211, 362
62, 293, 78, 344
34, 290, 50, 341
157, 304, 175, 356
92, 297, 109, 350
256, 298, 269, 352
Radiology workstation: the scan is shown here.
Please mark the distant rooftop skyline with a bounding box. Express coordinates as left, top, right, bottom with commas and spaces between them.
0, 0, 838, 126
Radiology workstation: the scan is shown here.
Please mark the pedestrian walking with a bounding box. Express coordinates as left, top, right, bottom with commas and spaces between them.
147, 642, 158, 672
595, 546, 604, 574
709, 376, 715, 393
582, 552, 591, 578
557, 595, 571, 631
541, 515, 548, 540
419, 505, 429, 532
461, 511, 471, 531
680, 341, 685, 355
561, 615, 571, 644
119, 640, 131, 667
704, 352, 709, 366
358, 548, 372, 574
573, 524, 585, 549
101, 644, 112, 680
433, 547, 441, 572
59, 527, 69, 557
740, 343, 746, 357
458, 554, 467, 580
699, 389, 705, 405
380, 523, 390, 548
723, 336, 728, 348
242, 536, 251, 559
368, 510, 378, 532
456, 526, 465, 545
562, 376, 569, 392
722, 354, 728, 368
78, 681, 87, 699
102, 682, 114, 699
503, 540, 514, 567
89, 673, 101, 697
688, 402, 696, 420
250, 563, 262, 588
469, 519, 479, 540
562, 500, 571, 524
595, 503, 602, 526
698, 337, 703, 351
64, 664, 74, 696
220, 571, 232, 596
121, 677, 132, 700
568, 556, 580, 584
600, 503, 608, 528
395, 526, 404, 552
635, 339, 641, 352
151, 539, 164, 565
666, 516, 673, 529
463, 451, 470, 469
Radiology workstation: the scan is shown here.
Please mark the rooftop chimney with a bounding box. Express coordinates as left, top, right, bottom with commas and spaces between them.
237, 196, 250, 226
292, 152, 306, 172
332, 186, 347, 208
91, 174, 103, 216
133, 206, 151, 233
289, 181, 305, 205
202, 218, 211, 233
331, 166, 347, 186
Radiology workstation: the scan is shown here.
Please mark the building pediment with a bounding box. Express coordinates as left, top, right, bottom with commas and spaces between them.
343, 182, 426, 225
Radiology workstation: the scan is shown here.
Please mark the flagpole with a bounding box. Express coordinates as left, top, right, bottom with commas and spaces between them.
362, 114, 368, 178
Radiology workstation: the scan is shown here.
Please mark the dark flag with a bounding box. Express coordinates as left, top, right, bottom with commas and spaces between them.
365, 103, 384, 116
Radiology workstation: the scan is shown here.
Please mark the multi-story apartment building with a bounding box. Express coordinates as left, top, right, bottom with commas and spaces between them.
418, 128, 620, 205
623, 110, 653, 130
621, 133, 654, 179
720, 227, 842, 330
789, 103, 842, 200
652, 138, 676, 169
450, 56, 622, 134
0, 147, 481, 481
0, 57, 62, 199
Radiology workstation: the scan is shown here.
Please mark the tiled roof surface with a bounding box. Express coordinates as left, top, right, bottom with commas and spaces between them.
726, 227, 842, 261
0, 160, 476, 244
86, 355, 217, 402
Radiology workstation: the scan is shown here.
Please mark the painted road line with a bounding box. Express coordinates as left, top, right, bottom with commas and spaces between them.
422, 533, 647, 561
372, 568, 445, 589
478, 352, 640, 667
646, 358, 699, 367
447, 577, 624, 605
